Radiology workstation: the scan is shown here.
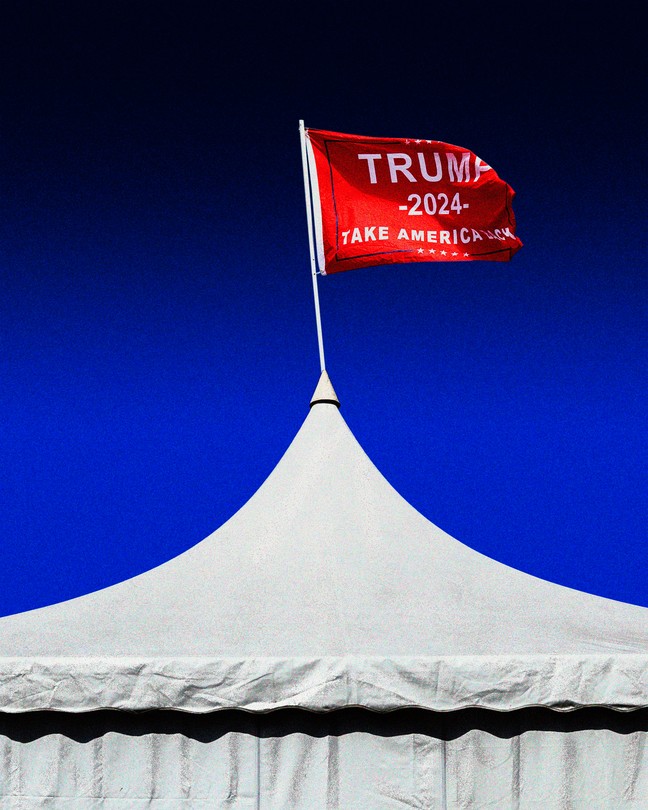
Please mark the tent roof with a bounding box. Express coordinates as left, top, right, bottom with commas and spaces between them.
0, 374, 646, 712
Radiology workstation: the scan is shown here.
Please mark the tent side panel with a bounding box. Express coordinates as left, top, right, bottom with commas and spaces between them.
0, 709, 646, 808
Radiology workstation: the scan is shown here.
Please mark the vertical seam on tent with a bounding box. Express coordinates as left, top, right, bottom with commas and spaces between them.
512, 733, 521, 809
624, 731, 644, 800
326, 731, 340, 809
180, 733, 191, 799
2, 736, 17, 800
150, 733, 159, 800
92, 736, 104, 798
16, 737, 24, 806
440, 737, 447, 809
255, 731, 261, 810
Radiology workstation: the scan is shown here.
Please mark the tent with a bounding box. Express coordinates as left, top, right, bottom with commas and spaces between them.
1, 373, 647, 807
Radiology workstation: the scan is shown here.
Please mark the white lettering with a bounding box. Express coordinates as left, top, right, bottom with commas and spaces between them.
342, 230, 351, 245
364, 226, 376, 241
357, 150, 493, 185
351, 228, 363, 243
357, 154, 382, 184
418, 152, 442, 182
446, 152, 470, 182
379, 226, 389, 240
391, 228, 479, 243
474, 157, 490, 181
387, 153, 416, 183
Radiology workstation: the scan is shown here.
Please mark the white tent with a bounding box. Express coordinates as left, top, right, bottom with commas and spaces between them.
1, 373, 647, 807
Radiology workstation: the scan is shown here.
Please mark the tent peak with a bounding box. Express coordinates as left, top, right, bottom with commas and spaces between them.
310, 370, 340, 408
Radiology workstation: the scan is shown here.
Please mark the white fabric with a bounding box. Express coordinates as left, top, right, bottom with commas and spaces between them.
1, 712, 647, 808
0, 394, 646, 711
0, 655, 647, 713
309, 369, 339, 405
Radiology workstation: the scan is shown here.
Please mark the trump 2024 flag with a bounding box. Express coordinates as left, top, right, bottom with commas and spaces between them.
305, 127, 522, 275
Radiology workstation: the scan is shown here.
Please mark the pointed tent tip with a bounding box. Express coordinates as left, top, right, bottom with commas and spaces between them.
310, 370, 340, 409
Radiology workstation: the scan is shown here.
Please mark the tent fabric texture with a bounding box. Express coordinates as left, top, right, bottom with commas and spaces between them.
1, 373, 648, 806
2, 708, 648, 808
0, 372, 647, 714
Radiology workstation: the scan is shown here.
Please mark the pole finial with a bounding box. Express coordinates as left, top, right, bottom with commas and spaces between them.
310, 370, 340, 408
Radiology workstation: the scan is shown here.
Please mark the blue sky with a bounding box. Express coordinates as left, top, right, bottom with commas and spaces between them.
1, 1, 645, 616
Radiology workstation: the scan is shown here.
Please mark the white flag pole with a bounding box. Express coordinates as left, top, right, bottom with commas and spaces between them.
299, 119, 326, 373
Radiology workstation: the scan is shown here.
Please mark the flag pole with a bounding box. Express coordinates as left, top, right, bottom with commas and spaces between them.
299, 119, 326, 373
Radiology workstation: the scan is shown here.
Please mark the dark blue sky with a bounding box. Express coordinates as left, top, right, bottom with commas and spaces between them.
1, 2, 646, 616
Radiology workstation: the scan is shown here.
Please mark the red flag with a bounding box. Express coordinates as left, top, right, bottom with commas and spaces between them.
305, 127, 522, 275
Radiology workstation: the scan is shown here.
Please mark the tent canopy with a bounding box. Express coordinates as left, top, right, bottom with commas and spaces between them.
0, 372, 646, 712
